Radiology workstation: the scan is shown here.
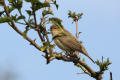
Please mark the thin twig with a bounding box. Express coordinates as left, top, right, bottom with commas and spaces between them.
75, 20, 79, 39
49, 52, 96, 77
32, 4, 37, 27
3, 0, 41, 51
16, 22, 26, 25
18, 9, 28, 25
2, 1, 110, 80
110, 72, 113, 80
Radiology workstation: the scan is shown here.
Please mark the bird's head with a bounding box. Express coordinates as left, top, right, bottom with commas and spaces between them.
50, 24, 64, 36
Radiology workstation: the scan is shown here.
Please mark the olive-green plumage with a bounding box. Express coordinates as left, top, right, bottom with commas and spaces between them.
50, 24, 94, 63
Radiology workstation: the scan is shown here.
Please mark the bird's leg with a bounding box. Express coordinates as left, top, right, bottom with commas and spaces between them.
74, 51, 79, 57
68, 52, 80, 62
70, 51, 80, 60
69, 51, 76, 57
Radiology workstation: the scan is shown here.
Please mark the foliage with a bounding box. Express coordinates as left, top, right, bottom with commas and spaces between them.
9, 0, 23, 9
96, 56, 111, 72
0, 17, 11, 23
51, 0, 59, 10
49, 17, 63, 27
42, 10, 54, 17
0, 0, 112, 80
68, 10, 83, 22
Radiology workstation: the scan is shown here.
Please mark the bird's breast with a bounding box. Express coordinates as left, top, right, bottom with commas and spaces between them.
54, 38, 70, 51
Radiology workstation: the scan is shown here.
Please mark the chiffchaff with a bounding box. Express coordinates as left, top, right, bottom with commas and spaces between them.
50, 24, 94, 63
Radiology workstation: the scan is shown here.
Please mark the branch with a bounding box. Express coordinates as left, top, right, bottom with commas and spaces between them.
47, 52, 96, 77
1, 1, 112, 80
110, 72, 113, 80
76, 63, 91, 76
32, 3, 37, 27
75, 20, 79, 39
3, 0, 41, 51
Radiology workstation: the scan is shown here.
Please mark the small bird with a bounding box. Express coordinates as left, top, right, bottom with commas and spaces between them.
50, 24, 94, 63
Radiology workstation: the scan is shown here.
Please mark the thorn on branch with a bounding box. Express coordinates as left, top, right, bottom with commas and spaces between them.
33, 38, 36, 42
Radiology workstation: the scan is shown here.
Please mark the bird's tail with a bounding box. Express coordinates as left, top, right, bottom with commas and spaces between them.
80, 44, 95, 63
86, 54, 95, 63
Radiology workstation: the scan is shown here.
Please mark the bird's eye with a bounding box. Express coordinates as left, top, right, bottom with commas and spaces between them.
54, 28, 57, 29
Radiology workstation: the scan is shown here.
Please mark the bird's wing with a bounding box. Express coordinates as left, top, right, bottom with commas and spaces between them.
56, 30, 95, 63
57, 35, 82, 51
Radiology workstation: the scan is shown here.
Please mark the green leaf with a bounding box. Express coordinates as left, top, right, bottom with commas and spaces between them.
28, 18, 34, 26
107, 58, 109, 63
40, 47, 46, 52
7, 6, 15, 13
8, 0, 12, 3
55, 4, 59, 10
0, 0, 4, 6
17, 15, 25, 21
23, 26, 30, 38
40, 42, 55, 52
58, 52, 63, 55
42, 3, 50, 7
49, 17, 63, 27
42, 10, 54, 17
26, 10, 33, 15
39, 25, 45, 33
32, 2, 50, 11
24, 26, 29, 33
0, 11, 4, 16
96, 60, 100, 65
68, 10, 73, 18
8, 0, 15, 3
51, 0, 59, 10
49, 44, 56, 48
11, 14, 17, 21
82, 58, 85, 63
25, 0, 50, 11
68, 10, 83, 21
0, 17, 11, 23
9, 0, 23, 9
49, 17, 62, 23
40, 46, 47, 52
16, 0, 23, 9
77, 13, 83, 20
96, 57, 111, 72
25, 0, 39, 3
23, 32, 27, 38
11, 15, 25, 22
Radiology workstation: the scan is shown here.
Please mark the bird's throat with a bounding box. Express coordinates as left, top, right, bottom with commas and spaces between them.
52, 33, 66, 40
